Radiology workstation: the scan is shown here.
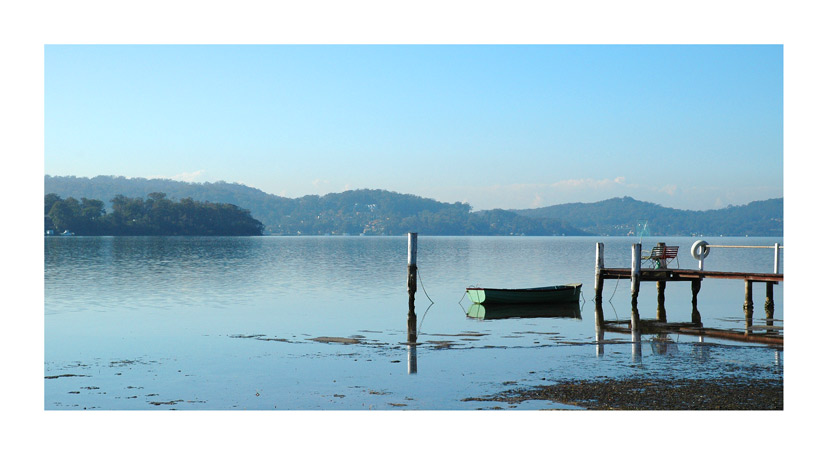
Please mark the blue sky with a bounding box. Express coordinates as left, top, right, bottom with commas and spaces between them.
45, 44, 782, 210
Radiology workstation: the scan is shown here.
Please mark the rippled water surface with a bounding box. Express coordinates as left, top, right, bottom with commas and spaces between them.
45, 236, 783, 410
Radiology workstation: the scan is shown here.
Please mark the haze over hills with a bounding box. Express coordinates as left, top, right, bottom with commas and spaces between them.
45, 175, 782, 237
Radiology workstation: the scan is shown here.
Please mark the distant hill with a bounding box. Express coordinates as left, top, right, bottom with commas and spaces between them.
45, 176, 782, 236
512, 196, 783, 236
45, 175, 588, 236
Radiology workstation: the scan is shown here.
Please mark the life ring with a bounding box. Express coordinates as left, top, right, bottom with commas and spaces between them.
691, 240, 710, 260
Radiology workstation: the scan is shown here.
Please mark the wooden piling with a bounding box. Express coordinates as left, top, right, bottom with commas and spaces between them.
690, 279, 702, 324
656, 280, 667, 322
654, 242, 667, 322
407, 233, 417, 344
765, 282, 775, 319
594, 242, 605, 328
630, 243, 641, 332
744, 280, 753, 313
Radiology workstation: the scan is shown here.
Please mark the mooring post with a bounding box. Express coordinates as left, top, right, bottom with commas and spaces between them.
407, 233, 418, 345
656, 280, 667, 322
594, 242, 605, 328
690, 279, 701, 324
630, 243, 642, 332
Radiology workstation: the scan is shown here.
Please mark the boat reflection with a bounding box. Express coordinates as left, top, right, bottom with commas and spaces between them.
466, 301, 582, 320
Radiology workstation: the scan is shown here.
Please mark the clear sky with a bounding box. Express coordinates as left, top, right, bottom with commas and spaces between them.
45, 44, 782, 210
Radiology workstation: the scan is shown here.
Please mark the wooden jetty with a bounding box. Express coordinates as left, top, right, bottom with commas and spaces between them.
594, 242, 783, 345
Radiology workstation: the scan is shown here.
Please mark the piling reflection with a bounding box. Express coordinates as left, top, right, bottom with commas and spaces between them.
692, 338, 711, 363
407, 309, 417, 375
631, 330, 642, 363
650, 333, 678, 355
407, 343, 417, 374
465, 301, 582, 320
596, 327, 605, 358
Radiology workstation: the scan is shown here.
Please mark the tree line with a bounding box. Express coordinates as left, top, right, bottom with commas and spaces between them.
45, 193, 264, 236
514, 196, 783, 237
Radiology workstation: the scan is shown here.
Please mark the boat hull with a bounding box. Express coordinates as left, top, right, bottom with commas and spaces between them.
465, 283, 582, 306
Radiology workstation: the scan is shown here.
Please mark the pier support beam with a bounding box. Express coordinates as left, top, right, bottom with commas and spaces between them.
656, 280, 667, 322
630, 243, 642, 332
594, 243, 605, 328
690, 279, 702, 324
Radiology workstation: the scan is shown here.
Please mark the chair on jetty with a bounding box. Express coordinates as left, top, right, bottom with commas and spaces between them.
642, 244, 679, 269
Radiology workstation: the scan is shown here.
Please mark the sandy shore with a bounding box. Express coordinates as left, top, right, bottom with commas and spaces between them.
463, 377, 783, 410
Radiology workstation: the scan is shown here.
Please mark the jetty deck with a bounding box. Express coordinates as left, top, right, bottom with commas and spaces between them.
600, 268, 783, 283
593, 242, 783, 345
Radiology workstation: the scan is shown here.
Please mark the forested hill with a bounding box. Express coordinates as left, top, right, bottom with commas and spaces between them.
45, 175, 589, 236
512, 196, 783, 236
45, 192, 264, 236
45, 176, 782, 236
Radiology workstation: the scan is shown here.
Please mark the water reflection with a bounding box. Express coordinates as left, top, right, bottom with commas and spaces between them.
465, 301, 582, 320
631, 330, 642, 363
692, 339, 711, 363
407, 343, 417, 374
650, 333, 678, 355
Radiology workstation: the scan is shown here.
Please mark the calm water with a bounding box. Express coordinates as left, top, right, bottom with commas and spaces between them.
45, 236, 783, 410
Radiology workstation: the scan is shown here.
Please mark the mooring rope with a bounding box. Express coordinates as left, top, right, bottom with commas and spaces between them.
415, 267, 469, 335
605, 278, 621, 320
587, 283, 618, 319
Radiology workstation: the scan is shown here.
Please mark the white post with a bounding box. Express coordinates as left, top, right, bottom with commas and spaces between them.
594, 242, 604, 290
774, 243, 780, 274
408, 233, 418, 267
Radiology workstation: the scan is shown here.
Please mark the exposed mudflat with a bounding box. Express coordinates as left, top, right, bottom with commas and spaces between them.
463, 377, 783, 410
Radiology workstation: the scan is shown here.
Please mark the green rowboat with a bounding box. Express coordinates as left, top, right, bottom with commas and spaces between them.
465, 283, 582, 306
465, 283, 582, 319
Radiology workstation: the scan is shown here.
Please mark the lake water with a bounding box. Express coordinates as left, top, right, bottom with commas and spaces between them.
44, 235, 783, 410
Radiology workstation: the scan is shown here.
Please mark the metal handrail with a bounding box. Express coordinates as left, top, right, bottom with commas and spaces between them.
697, 242, 783, 274
705, 245, 784, 249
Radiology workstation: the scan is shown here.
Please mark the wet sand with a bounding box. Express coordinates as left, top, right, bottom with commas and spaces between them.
463, 377, 783, 410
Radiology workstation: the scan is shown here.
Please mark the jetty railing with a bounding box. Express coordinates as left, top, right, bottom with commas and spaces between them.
695, 241, 783, 273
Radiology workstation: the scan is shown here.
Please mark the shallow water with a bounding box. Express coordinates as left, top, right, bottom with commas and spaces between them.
44, 236, 783, 410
